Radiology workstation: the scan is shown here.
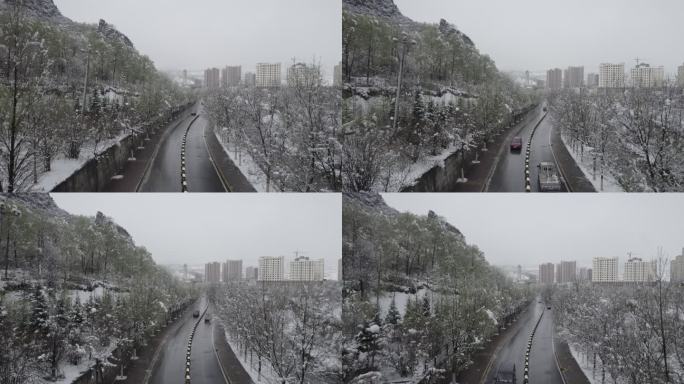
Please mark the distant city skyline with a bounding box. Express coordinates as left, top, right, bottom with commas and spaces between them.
382, 193, 684, 268
50, 194, 341, 278
53, 0, 341, 80
393, 0, 684, 75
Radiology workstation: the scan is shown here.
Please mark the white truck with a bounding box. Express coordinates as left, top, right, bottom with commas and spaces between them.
537, 162, 562, 191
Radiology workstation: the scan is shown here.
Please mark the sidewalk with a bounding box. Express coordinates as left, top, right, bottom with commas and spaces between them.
451, 108, 540, 192
213, 322, 255, 383
550, 122, 596, 192
554, 337, 591, 384
204, 123, 257, 192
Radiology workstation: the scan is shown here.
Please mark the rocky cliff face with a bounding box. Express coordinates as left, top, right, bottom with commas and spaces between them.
98, 19, 135, 49
343, 192, 400, 218
1, 0, 61, 18
343, 0, 474, 48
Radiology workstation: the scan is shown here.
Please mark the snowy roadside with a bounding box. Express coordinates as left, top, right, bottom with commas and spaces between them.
559, 134, 624, 192
379, 144, 460, 192
213, 129, 273, 192
30, 131, 132, 192
568, 343, 603, 384
221, 328, 279, 383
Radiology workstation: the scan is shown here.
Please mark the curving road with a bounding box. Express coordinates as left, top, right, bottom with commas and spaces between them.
138, 104, 227, 192
148, 297, 230, 384
483, 300, 563, 384
487, 105, 568, 192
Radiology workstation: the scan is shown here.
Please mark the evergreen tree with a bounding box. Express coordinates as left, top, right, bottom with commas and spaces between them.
385, 295, 401, 325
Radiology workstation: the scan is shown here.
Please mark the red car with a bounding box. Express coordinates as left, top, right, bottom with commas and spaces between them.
510, 136, 523, 151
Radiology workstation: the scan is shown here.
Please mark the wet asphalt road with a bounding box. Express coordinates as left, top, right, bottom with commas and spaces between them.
139, 105, 226, 192
487, 105, 568, 192
530, 305, 565, 384
485, 301, 563, 384
149, 297, 227, 384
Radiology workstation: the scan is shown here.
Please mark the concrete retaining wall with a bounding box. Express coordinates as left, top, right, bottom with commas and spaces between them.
52, 105, 191, 192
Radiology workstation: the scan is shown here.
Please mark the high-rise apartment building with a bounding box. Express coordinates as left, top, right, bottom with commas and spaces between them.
678, 64, 684, 87
287, 63, 321, 87
578, 267, 593, 282
586, 73, 599, 88
558, 261, 577, 283
245, 266, 259, 280
256, 63, 281, 87
539, 263, 555, 284
546, 68, 563, 90
623, 257, 656, 282
565, 66, 584, 88
334, 62, 342, 87
221, 66, 242, 87
671, 249, 684, 283
592, 257, 618, 282
222, 259, 243, 282
289, 257, 324, 281
244, 72, 256, 87
258, 256, 285, 281
599, 63, 625, 88
204, 68, 220, 89
205, 262, 221, 283
630, 63, 664, 88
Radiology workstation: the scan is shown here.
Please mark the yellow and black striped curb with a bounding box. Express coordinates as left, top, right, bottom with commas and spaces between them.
523, 311, 545, 384
184, 306, 209, 384
180, 115, 200, 192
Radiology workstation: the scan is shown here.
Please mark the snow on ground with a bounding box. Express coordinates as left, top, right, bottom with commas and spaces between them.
568, 343, 627, 384
377, 288, 429, 317
31, 131, 133, 192
560, 134, 624, 192
214, 129, 271, 192
222, 327, 279, 384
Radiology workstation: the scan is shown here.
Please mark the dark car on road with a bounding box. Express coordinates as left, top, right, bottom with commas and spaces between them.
192, 310, 200, 318
492, 363, 516, 383
204, 314, 211, 323
510, 136, 523, 151
547, 305, 552, 310
191, 112, 197, 116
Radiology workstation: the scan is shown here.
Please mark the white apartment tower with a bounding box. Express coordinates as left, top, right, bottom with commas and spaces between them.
631, 63, 664, 88
258, 256, 285, 281
623, 257, 656, 282
592, 257, 619, 282
222, 259, 243, 281
289, 257, 325, 281
599, 63, 625, 88
256, 63, 281, 87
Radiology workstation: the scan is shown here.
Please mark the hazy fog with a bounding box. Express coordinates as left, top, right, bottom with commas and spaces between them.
382, 193, 684, 269
394, 0, 684, 75
51, 193, 341, 278
53, 0, 342, 77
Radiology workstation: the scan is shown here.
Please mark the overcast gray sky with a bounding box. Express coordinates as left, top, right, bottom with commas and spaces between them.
53, 0, 341, 77
51, 193, 341, 278
382, 193, 684, 269
394, 0, 684, 75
